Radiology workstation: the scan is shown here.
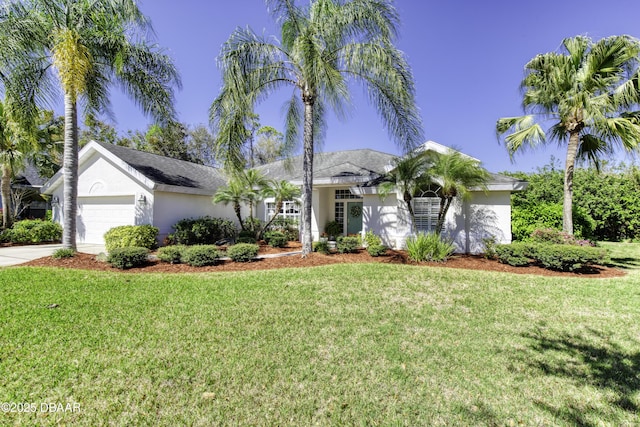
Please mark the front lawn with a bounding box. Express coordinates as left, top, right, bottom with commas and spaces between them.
1, 259, 639, 425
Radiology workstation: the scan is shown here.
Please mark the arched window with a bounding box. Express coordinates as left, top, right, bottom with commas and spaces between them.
412, 185, 441, 233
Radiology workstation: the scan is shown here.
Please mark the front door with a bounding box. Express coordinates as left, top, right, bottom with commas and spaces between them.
346, 202, 363, 235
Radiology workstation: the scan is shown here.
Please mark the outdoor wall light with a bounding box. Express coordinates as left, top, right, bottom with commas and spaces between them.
51, 196, 59, 205
137, 194, 147, 206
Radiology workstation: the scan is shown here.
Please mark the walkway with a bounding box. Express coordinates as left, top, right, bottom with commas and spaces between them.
0, 244, 106, 267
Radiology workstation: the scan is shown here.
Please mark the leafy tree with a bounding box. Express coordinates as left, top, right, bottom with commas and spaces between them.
0, 0, 181, 250
261, 179, 301, 236
429, 151, 489, 234
79, 115, 119, 147
379, 154, 432, 232
497, 35, 640, 235
253, 126, 287, 166
211, 0, 423, 256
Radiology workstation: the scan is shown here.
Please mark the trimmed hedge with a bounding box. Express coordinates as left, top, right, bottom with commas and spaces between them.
107, 247, 149, 269
5, 219, 62, 244
157, 245, 186, 264
181, 245, 221, 267
336, 236, 360, 254
104, 225, 158, 252
495, 242, 608, 271
170, 217, 237, 245
264, 231, 287, 248
367, 244, 387, 257
227, 243, 259, 262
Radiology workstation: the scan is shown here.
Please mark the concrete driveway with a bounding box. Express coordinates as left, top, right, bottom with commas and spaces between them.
0, 244, 106, 267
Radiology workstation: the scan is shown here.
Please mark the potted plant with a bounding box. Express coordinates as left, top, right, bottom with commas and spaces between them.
324, 220, 342, 241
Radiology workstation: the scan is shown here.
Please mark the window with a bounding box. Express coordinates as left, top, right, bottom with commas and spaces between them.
413, 189, 440, 233
265, 200, 300, 224
334, 202, 345, 229
335, 189, 360, 199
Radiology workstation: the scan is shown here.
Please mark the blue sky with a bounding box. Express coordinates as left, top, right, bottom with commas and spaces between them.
106, 0, 640, 173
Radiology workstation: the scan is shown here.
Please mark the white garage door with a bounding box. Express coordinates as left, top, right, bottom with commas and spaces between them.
77, 196, 136, 244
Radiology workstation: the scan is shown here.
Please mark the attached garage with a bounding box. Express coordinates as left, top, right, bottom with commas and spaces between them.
76, 196, 136, 244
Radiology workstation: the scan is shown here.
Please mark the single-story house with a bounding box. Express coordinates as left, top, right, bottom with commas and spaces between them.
41, 140, 526, 252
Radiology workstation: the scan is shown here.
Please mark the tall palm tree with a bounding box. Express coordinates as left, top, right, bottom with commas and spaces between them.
0, 0, 181, 250
497, 35, 640, 235
241, 168, 269, 225
211, 0, 423, 256
379, 154, 432, 233
260, 179, 301, 235
429, 151, 489, 234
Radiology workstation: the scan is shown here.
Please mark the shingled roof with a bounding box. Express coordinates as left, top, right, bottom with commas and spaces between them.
257, 149, 396, 184
93, 141, 227, 192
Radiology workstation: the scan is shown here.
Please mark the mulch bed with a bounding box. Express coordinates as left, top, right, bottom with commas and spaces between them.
18, 242, 625, 278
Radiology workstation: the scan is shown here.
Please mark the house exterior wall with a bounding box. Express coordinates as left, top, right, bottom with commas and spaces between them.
154, 192, 239, 243
361, 193, 400, 248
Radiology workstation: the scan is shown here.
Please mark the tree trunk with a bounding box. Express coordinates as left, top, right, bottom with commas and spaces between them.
62, 93, 78, 250
436, 196, 452, 235
563, 130, 580, 235
404, 191, 416, 233
301, 98, 315, 257
261, 199, 283, 238
234, 202, 244, 231
1, 164, 12, 229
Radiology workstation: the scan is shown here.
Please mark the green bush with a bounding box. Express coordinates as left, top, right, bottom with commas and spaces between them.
511, 203, 595, 241
363, 230, 382, 248
7, 219, 62, 244
313, 240, 330, 254
107, 247, 149, 269
406, 232, 455, 262
324, 220, 342, 239
52, 248, 75, 259
226, 243, 259, 262
181, 245, 221, 267
157, 245, 186, 264
237, 236, 257, 244
170, 217, 237, 245
336, 235, 360, 254
495, 242, 534, 267
104, 225, 158, 252
367, 243, 387, 257
530, 227, 594, 247
533, 244, 608, 271
265, 231, 287, 248
0, 228, 12, 243
482, 236, 498, 259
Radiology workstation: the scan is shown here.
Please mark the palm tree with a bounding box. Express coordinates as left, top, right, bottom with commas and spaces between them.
213, 178, 249, 231
0, 0, 181, 250
429, 151, 489, 234
497, 35, 640, 235
211, 0, 423, 256
379, 154, 432, 233
241, 168, 269, 226
260, 179, 301, 236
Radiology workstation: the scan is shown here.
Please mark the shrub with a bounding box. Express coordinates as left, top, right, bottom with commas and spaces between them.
171, 217, 237, 245
266, 217, 299, 241
107, 247, 149, 269
495, 242, 534, 267
336, 235, 360, 254
367, 244, 387, 257
52, 248, 75, 259
511, 203, 595, 241
8, 219, 62, 244
406, 232, 455, 262
482, 235, 498, 259
104, 225, 158, 252
237, 236, 257, 244
363, 230, 382, 248
181, 245, 221, 267
324, 220, 342, 239
265, 231, 287, 248
313, 240, 330, 254
530, 227, 595, 247
157, 245, 186, 264
533, 244, 608, 271
0, 228, 12, 243
227, 243, 259, 262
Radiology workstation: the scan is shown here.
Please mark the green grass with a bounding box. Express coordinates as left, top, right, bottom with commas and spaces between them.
1, 249, 639, 425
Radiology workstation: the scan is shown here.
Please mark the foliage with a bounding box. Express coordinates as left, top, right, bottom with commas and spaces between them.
157, 245, 186, 264
366, 244, 387, 257
482, 235, 498, 259
313, 240, 331, 255
0, 228, 10, 243
52, 248, 75, 259
511, 203, 595, 241
530, 228, 594, 246
497, 35, 640, 235
181, 245, 221, 267
495, 242, 534, 267
533, 244, 608, 272
265, 217, 299, 242
264, 231, 287, 248
211, 0, 422, 256
406, 232, 455, 262
226, 243, 259, 263
363, 230, 382, 248
324, 221, 343, 239
6, 219, 62, 244
104, 225, 159, 252
170, 217, 237, 246
106, 247, 149, 270
336, 236, 361, 254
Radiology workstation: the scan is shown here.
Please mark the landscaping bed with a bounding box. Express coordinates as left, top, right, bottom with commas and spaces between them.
20, 241, 624, 278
